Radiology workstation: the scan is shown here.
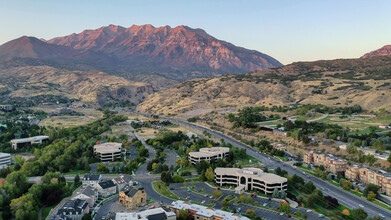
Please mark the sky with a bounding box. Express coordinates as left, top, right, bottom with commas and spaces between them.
0, 0, 390, 64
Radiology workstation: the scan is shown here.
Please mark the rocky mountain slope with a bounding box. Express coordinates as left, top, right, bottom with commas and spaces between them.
47, 24, 282, 74
0, 58, 153, 105
362, 45, 391, 58
137, 56, 391, 116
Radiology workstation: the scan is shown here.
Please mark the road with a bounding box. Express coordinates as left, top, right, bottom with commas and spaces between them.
133, 111, 391, 218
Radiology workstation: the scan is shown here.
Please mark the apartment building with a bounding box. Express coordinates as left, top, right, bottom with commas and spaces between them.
73, 185, 99, 208
0, 153, 11, 169
345, 165, 391, 196
214, 167, 287, 195
170, 200, 250, 220
304, 151, 347, 174
118, 185, 147, 209
56, 199, 89, 220
93, 142, 122, 162
189, 147, 229, 164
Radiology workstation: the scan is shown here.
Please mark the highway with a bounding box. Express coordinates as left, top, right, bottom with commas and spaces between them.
134, 111, 391, 218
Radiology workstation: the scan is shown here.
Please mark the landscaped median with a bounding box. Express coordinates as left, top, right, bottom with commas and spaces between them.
152, 181, 180, 200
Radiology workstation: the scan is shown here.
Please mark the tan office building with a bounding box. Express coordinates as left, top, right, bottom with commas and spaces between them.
93, 142, 122, 162
304, 151, 347, 174
214, 167, 287, 195
345, 165, 391, 196
189, 147, 229, 164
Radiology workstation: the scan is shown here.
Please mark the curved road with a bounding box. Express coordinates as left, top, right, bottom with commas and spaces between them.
134, 111, 391, 218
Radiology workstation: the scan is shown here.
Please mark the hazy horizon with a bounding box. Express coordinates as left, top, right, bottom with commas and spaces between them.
1, 0, 390, 64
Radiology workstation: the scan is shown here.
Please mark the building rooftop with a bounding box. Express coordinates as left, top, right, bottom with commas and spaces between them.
309, 151, 347, 162
58, 199, 88, 216
215, 167, 287, 184
115, 207, 175, 220
80, 185, 97, 197
83, 174, 101, 181
189, 147, 229, 158
171, 200, 249, 220
98, 180, 116, 189
11, 135, 49, 143
348, 165, 391, 179
0, 152, 11, 157
94, 142, 122, 154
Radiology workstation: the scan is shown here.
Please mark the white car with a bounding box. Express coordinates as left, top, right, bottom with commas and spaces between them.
201, 200, 206, 204
359, 204, 364, 208
280, 212, 284, 216
263, 203, 268, 207
306, 209, 312, 213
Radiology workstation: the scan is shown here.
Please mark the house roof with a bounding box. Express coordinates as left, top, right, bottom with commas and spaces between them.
83, 174, 101, 181
122, 185, 144, 197
98, 180, 116, 189
81, 185, 97, 197
58, 199, 88, 216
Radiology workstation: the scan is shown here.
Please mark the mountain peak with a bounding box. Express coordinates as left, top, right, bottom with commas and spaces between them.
0, 36, 79, 59
361, 45, 391, 58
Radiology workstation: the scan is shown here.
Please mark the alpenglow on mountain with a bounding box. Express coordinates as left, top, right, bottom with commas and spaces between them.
46, 24, 283, 73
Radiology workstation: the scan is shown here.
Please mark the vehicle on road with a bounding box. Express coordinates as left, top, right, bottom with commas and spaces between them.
379, 214, 385, 218
287, 215, 291, 218
204, 194, 208, 197
237, 207, 241, 212
187, 189, 191, 192
201, 200, 206, 204
280, 212, 284, 216
359, 204, 364, 208
263, 203, 268, 207
306, 209, 312, 213
186, 196, 190, 200
318, 214, 325, 218
209, 195, 213, 199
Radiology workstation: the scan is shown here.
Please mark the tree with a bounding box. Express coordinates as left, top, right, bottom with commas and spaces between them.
178, 208, 189, 220
272, 188, 279, 198
324, 196, 339, 208
351, 208, 368, 220
321, 171, 328, 180
306, 195, 314, 208
239, 194, 246, 203
82, 213, 93, 220
364, 184, 379, 197
342, 179, 352, 190
74, 174, 80, 185
279, 202, 291, 213
97, 164, 108, 173
296, 210, 301, 217
10, 193, 38, 220
6, 171, 29, 193
367, 191, 377, 201
222, 198, 230, 208
213, 189, 222, 199
152, 163, 158, 171
303, 181, 316, 194
246, 195, 252, 203
246, 209, 256, 217
205, 167, 214, 182
342, 209, 350, 216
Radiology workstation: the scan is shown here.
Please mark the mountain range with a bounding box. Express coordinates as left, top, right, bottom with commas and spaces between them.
362, 45, 391, 58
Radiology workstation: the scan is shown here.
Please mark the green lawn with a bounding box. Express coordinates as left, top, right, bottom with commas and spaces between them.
152, 181, 180, 200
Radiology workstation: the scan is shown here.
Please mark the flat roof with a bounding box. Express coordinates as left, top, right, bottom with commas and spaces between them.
11, 135, 49, 143
189, 147, 229, 158
171, 200, 249, 220
94, 142, 122, 154
215, 167, 287, 184
0, 152, 11, 157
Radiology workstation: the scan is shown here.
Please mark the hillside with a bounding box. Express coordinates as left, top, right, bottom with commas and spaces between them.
0, 59, 153, 105
362, 45, 391, 58
137, 56, 391, 116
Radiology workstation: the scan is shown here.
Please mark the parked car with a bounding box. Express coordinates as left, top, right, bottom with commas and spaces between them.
237, 207, 241, 212
359, 204, 364, 208
318, 214, 325, 218
187, 189, 191, 192
287, 215, 291, 218
201, 200, 206, 204
209, 196, 213, 199
280, 212, 284, 216
306, 209, 312, 213
263, 203, 268, 207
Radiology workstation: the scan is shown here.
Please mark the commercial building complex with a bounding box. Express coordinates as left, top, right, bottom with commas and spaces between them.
304, 151, 347, 174
170, 200, 250, 220
189, 147, 229, 164
0, 152, 11, 169
116, 207, 176, 220
11, 135, 49, 150
214, 167, 287, 195
118, 186, 147, 209
345, 165, 391, 196
93, 142, 122, 162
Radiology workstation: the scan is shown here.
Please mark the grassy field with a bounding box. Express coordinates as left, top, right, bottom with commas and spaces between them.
152, 181, 180, 200
39, 108, 104, 128
317, 114, 391, 130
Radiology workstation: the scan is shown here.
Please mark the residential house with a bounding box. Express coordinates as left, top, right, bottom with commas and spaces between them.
56, 199, 89, 220
97, 180, 117, 197
119, 185, 147, 209
73, 185, 98, 208
82, 174, 102, 187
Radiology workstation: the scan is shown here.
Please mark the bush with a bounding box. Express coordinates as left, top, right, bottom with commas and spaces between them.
172, 175, 185, 183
